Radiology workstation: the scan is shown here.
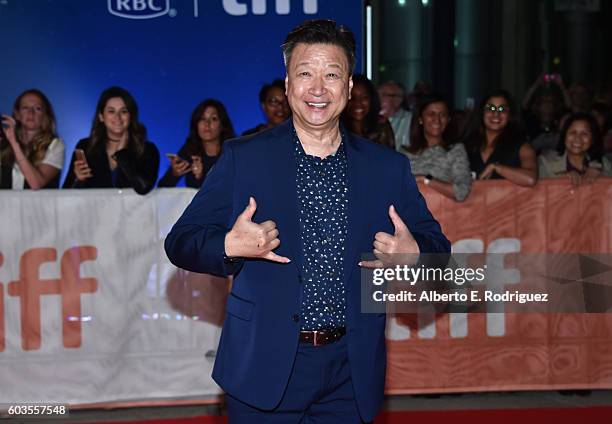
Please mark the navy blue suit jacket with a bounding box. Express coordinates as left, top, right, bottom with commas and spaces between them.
164, 120, 450, 421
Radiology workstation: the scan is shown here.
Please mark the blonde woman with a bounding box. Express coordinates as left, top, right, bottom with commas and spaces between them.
1, 89, 64, 189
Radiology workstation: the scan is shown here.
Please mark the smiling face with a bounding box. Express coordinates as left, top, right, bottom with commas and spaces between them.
420, 101, 449, 140
99, 97, 130, 139
346, 82, 370, 122
15, 93, 45, 133
285, 42, 352, 132
483, 96, 510, 133
564, 119, 592, 156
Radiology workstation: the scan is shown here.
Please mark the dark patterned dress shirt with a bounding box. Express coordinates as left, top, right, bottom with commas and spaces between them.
293, 128, 349, 330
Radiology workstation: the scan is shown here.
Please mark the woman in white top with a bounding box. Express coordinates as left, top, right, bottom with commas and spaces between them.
1, 89, 65, 189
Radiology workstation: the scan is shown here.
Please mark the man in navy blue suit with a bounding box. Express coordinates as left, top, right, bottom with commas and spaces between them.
165, 19, 450, 423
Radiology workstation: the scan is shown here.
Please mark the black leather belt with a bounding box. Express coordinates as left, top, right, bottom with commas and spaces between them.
299, 327, 346, 346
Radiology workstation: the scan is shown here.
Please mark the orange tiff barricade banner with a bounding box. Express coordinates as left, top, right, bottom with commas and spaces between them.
384, 179, 612, 394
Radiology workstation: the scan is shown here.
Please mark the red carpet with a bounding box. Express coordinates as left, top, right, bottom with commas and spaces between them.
96, 406, 612, 424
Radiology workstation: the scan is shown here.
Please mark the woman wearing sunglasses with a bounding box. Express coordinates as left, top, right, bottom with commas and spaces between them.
463, 89, 538, 186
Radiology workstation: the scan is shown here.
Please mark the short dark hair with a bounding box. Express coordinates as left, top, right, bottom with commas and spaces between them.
259, 79, 286, 104
282, 19, 356, 74
557, 112, 602, 160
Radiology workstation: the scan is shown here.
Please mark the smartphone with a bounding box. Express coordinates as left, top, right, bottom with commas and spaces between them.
165, 153, 179, 160
75, 148, 87, 163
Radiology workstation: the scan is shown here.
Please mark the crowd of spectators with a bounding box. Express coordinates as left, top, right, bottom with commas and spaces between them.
1, 72, 611, 198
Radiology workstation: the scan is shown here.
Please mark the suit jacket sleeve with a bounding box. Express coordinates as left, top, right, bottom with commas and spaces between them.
164, 141, 243, 276
113, 141, 160, 195
397, 155, 451, 254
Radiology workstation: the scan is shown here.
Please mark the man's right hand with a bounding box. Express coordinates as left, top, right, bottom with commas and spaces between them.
224, 197, 290, 263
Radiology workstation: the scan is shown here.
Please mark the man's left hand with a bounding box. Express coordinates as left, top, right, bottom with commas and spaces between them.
359, 205, 420, 268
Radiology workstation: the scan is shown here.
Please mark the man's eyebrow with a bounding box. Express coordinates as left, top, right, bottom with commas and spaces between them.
294, 61, 345, 69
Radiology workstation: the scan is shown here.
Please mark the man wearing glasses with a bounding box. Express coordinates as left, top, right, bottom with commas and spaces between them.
378, 80, 412, 151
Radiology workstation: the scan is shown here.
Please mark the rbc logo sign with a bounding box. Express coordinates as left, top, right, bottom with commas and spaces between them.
107, 0, 318, 19
108, 0, 171, 19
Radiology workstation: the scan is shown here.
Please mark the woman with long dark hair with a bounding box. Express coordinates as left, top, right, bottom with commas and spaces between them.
63, 86, 159, 194
463, 89, 538, 186
158, 99, 235, 188
402, 94, 471, 201
342, 74, 395, 148
1, 89, 64, 189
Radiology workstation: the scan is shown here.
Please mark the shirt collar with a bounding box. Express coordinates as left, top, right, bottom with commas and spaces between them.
292, 122, 346, 162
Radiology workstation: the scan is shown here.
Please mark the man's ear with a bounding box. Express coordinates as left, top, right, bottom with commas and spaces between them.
285, 75, 289, 96
348, 76, 354, 100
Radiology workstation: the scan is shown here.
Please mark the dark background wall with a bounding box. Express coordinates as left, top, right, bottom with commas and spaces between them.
372, 0, 611, 108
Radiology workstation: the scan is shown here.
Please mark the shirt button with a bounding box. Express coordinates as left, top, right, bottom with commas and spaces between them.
292, 314, 300, 322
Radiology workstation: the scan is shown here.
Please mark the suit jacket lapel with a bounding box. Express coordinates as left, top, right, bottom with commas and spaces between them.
266, 121, 302, 270
343, 131, 367, 284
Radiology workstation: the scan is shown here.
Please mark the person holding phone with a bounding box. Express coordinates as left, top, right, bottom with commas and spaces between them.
63, 86, 159, 195
158, 99, 235, 188
0, 89, 65, 190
